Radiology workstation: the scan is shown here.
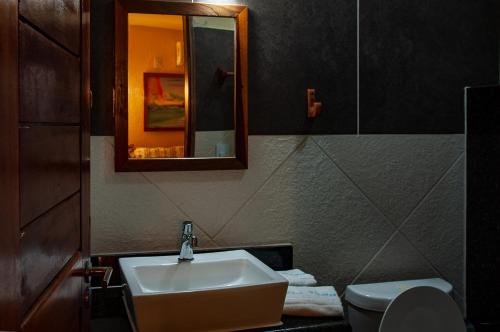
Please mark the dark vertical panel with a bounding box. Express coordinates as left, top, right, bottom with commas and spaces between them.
184, 16, 195, 157
21, 256, 83, 332
20, 23, 80, 124
20, 0, 81, 54
466, 85, 500, 325
247, 0, 357, 134
91, 0, 115, 135
20, 126, 81, 226
114, 0, 130, 170
193, 27, 235, 131
21, 194, 81, 314
81, 1, 92, 331
81, 0, 92, 265
235, 7, 248, 168
0, 0, 21, 329
360, 0, 499, 133
15, 0, 88, 330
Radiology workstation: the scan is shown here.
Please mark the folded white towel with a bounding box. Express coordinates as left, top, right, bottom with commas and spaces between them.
283, 286, 344, 317
278, 269, 317, 286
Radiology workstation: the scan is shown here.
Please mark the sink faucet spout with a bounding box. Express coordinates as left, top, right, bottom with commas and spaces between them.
179, 221, 197, 262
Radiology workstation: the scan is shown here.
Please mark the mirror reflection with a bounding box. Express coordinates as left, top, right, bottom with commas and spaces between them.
127, 14, 236, 160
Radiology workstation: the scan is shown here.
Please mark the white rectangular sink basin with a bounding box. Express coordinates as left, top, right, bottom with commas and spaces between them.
119, 250, 288, 332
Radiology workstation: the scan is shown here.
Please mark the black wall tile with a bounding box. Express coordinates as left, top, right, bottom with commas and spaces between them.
247, 0, 357, 134
91, 0, 115, 136
91, 0, 496, 136
466, 85, 500, 323
360, 0, 499, 134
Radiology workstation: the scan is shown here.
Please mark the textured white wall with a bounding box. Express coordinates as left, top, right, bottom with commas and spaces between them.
91, 134, 465, 305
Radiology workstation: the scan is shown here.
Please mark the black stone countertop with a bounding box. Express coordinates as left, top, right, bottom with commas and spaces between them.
247, 316, 350, 331
91, 314, 351, 332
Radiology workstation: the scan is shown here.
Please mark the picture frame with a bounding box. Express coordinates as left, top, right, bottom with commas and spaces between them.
143, 72, 185, 131
115, 0, 248, 172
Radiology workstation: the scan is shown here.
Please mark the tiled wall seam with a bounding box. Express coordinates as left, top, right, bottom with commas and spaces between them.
212, 137, 308, 239
356, 0, 360, 135
314, 136, 465, 291
350, 154, 464, 284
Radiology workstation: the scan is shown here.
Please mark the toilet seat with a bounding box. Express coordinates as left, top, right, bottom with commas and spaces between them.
378, 286, 465, 332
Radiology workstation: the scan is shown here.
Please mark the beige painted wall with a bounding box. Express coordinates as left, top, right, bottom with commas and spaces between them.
128, 25, 184, 148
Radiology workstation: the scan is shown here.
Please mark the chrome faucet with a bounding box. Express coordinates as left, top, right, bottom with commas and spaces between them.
178, 221, 197, 262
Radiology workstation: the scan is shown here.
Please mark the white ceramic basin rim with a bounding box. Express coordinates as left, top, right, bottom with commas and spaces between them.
120, 250, 288, 296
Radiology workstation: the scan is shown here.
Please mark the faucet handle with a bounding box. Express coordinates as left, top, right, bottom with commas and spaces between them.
191, 235, 198, 247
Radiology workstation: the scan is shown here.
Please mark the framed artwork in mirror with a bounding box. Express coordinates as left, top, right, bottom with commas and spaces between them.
144, 73, 185, 131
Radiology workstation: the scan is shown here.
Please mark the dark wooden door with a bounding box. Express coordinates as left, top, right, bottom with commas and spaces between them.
0, 0, 91, 331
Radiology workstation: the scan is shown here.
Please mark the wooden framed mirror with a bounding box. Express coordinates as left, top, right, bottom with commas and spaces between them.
114, 0, 248, 171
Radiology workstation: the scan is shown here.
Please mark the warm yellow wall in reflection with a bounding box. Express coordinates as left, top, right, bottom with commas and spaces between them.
128, 25, 184, 148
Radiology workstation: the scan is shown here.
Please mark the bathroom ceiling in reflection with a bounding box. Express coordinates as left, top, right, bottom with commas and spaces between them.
127, 13, 236, 160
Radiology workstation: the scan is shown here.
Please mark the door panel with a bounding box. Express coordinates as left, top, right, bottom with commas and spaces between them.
0, 0, 90, 330
19, 0, 81, 54
0, 0, 21, 329
20, 126, 81, 226
20, 22, 80, 124
21, 256, 83, 332
80, 1, 92, 330
21, 194, 81, 314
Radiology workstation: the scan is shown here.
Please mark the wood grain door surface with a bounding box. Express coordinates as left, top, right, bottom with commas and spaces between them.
0, 0, 91, 331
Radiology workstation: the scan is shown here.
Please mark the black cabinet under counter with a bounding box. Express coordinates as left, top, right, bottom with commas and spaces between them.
90, 245, 351, 332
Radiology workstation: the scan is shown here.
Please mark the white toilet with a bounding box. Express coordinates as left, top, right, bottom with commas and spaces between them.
345, 278, 466, 332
